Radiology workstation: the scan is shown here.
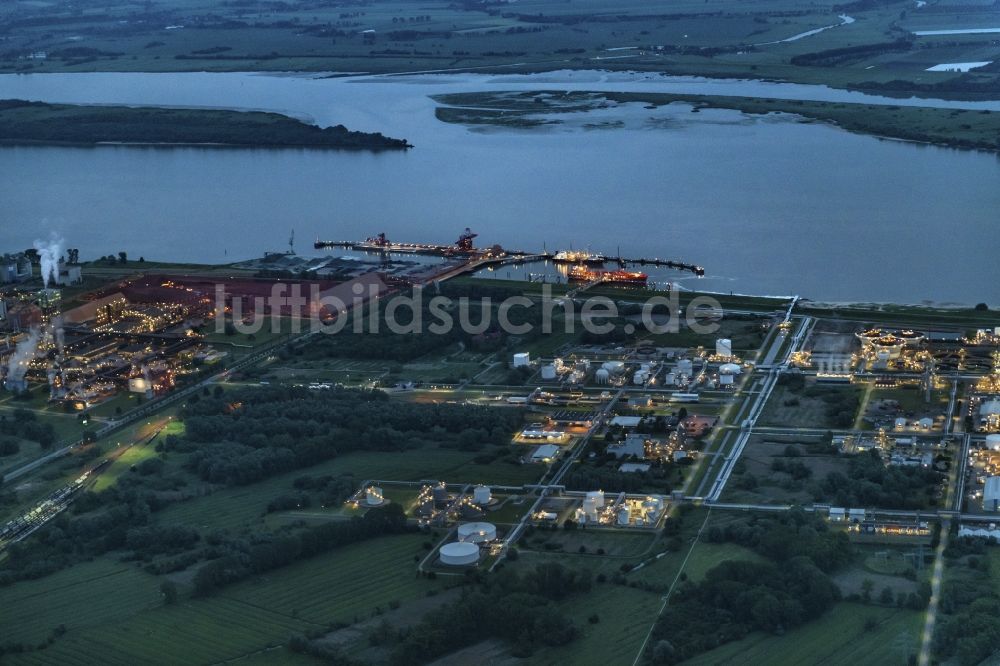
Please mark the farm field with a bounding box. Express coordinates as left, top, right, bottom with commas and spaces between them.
684, 602, 923, 666
2, 0, 999, 104
0, 533, 439, 665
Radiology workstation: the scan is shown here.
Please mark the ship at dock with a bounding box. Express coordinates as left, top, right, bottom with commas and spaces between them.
568, 265, 648, 285
551, 250, 606, 265
315, 228, 481, 257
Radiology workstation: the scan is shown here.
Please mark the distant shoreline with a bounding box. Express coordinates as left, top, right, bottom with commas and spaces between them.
0, 99, 412, 150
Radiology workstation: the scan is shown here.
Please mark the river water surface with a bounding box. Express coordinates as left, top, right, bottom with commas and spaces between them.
0, 70, 997, 303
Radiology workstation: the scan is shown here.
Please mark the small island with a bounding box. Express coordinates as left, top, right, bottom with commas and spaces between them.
0, 99, 411, 150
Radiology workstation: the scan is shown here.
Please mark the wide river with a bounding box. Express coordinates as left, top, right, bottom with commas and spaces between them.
1, 70, 998, 304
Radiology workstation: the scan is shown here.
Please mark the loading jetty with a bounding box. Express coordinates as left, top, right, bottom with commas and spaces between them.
314, 228, 705, 282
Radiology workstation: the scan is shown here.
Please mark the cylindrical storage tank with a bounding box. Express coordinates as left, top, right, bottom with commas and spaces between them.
876, 350, 891, 363
602, 361, 625, 374
618, 506, 631, 526
719, 362, 742, 376
440, 541, 479, 566
716, 339, 733, 358
541, 364, 557, 380
640, 363, 652, 372
432, 485, 448, 506
987, 434, 1000, 451
473, 485, 492, 505
677, 359, 693, 375
365, 486, 384, 506
512, 352, 530, 367
595, 368, 610, 385
583, 498, 598, 519
457, 522, 497, 543
719, 374, 734, 386
586, 490, 605, 508
665, 372, 676, 385
633, 371, 648, 385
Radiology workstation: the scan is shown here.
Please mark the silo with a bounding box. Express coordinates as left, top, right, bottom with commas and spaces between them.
617, 506, 631, 526
541, 364, 557, 380
432, 484, 448, 507
716, 339, 733, 358
440, 542, 480, 566
473, 485, 492, 505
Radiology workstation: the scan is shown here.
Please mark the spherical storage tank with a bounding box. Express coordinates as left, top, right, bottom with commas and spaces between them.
457, 522, 497, 543
473, 485, 492, 505
440, 541, 480, 566
541, 364, 557, 380
987, 434, 1000, 451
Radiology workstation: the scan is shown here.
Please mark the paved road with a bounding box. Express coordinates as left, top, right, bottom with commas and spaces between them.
918, 520, 949, 666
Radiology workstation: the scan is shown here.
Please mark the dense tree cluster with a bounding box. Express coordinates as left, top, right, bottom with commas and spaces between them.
389, 563, 590, 663
169, 386, 522, 486
815, 449, 944, 510
302, 282, 549, 363
647, 558, 840, 663
0, 100, 411, 150
193, 503, 410, 595
0, 409, 56, 449
703, 510, 852, 572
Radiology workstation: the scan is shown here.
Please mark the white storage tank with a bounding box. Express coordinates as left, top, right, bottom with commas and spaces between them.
719, 362, 742, 376
987, 434, 1000, 451
719, 374, 734, 386
586, 490, 605, 508
716, 339, 733, 358
677, 359, 693, 375
457, 522, 497, 543
595, 368, 610, 385
602, 361, 625, 374
513, 352, 530, 368
665, 372, 676, 385
440, 541, 480, 566
618, 506, 631, 526
473, 485, 492, 505
540, 364, 557, 380
365, 486, 384, 506
633, 371, 648, 385
432, 484, 449, 506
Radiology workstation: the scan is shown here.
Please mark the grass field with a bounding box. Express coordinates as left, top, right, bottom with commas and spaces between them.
155, 446, 542, 533
684, 602, 923, 666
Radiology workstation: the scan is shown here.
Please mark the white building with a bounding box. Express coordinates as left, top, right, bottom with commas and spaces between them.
984, 476, 1000, 512
531, 444, 561, 463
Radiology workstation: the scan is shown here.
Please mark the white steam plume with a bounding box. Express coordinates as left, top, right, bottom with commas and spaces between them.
33, 234, 64, 288
4, 327, 41, 390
